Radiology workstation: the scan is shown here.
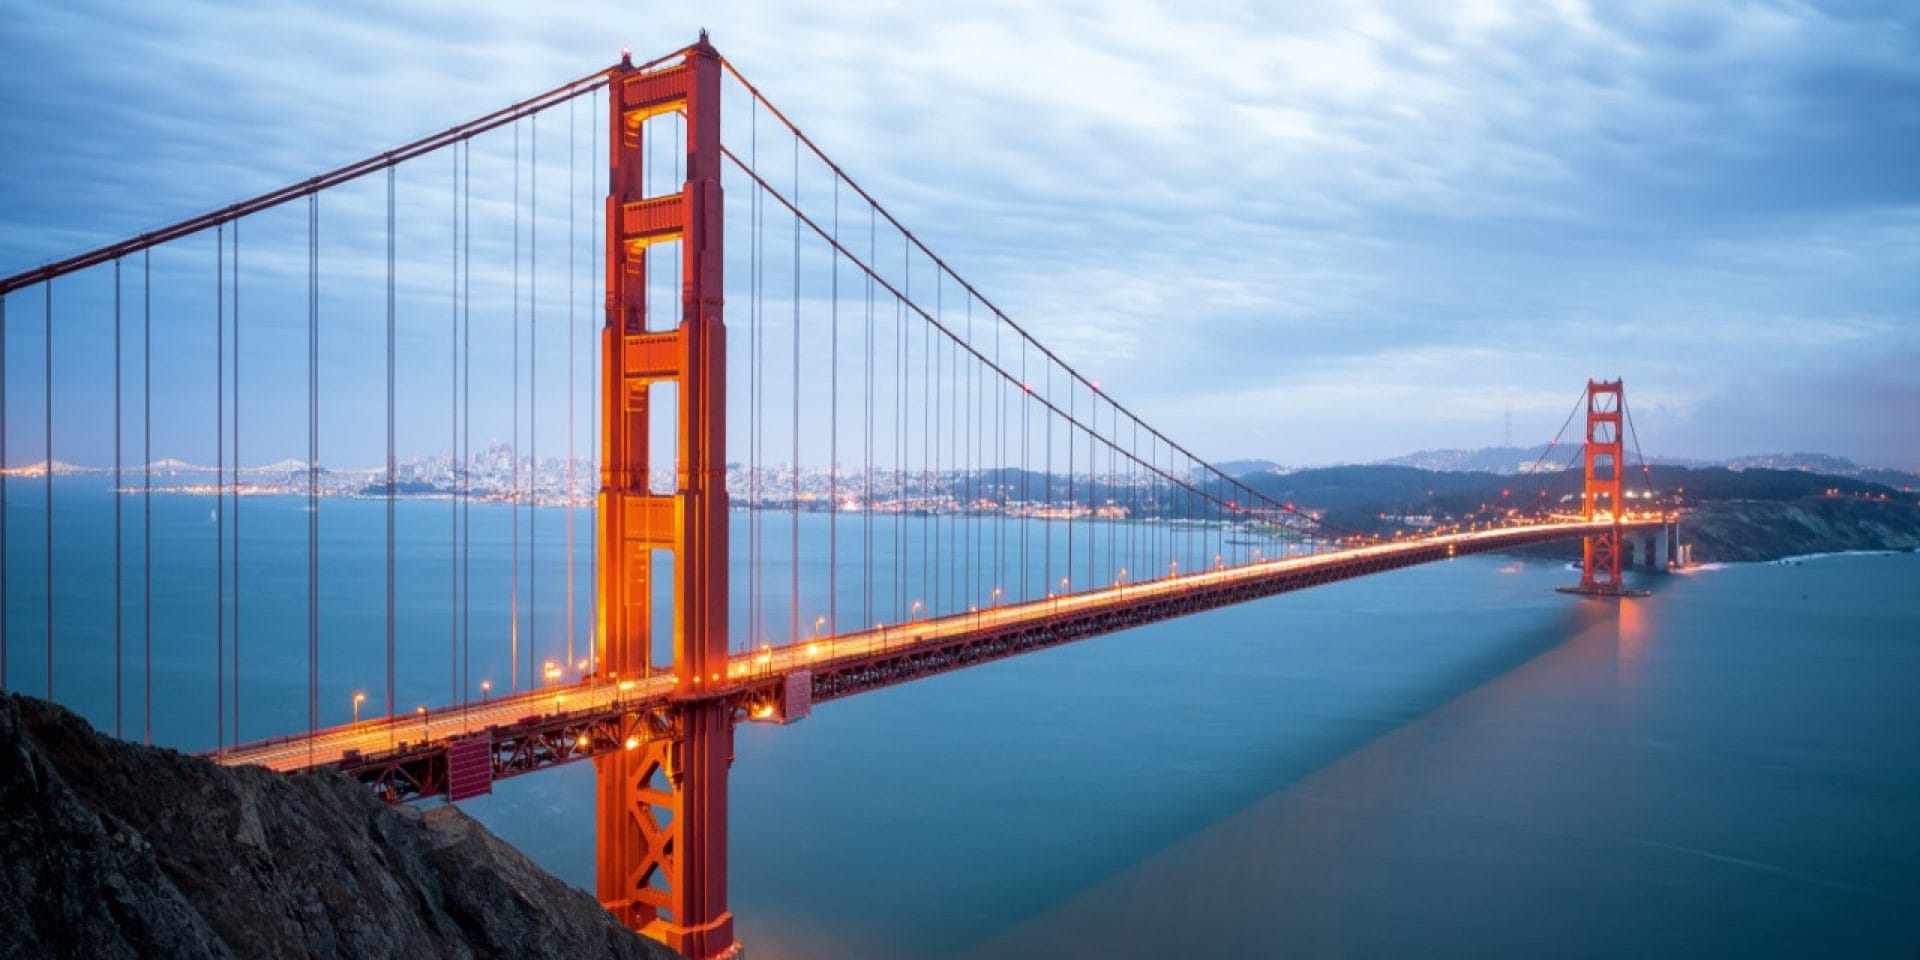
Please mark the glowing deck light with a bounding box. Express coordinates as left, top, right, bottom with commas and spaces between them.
623, 735, 640, 750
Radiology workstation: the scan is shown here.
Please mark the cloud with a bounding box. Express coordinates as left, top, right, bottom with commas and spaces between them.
1, 0, 1915, 468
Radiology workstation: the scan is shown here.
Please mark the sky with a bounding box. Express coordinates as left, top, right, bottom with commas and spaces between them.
1, 0, 1916, 469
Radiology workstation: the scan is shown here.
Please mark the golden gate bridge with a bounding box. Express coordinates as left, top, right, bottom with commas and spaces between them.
0, 35, 1678, 959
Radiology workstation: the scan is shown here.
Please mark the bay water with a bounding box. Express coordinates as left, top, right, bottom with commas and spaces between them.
6, 479, 1917, 957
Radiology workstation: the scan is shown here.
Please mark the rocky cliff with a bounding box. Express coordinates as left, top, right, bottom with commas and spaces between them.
0, 694, 681, 960
1680, 497, 1920, 563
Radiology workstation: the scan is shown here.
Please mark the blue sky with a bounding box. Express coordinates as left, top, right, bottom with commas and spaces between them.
2, 0, 1916, 469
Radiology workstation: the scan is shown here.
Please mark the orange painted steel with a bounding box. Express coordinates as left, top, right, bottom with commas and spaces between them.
1578, 379, 1627, 593
594, 36, 736, 960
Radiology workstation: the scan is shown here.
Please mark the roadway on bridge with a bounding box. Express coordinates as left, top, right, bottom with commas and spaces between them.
217, 519, 1655, 774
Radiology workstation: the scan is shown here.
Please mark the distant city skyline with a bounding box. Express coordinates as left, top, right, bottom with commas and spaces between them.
3, 2, 1915, 470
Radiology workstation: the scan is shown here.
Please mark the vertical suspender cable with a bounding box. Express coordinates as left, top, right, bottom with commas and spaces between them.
216, 225, 225, 752
307, 193, 319, 759
530, 113, 539, 687
143, 253, 151, 742
385, 166, 396, 722
566, 95, 576, 677
863, 203, 874, 630
1044, 360, 1052, 597
828, 175, 838, 636
1020, 339, 1028, 602
462, 139, 473, 701
511, 119, 521, 692
995, 307, 1004, 602
1128, 415, 1136, 574
957, 299, 965, 605
790, 133, 799, 645
747, 103, 757, 648
451, 145, 460, 705
112, 262, 122, 736
231, 223, 241, 744
0, 288, 6, 695
897, 241, 907, 621
1066, 375, 1073, 590
746, 105, 757, 648
934, 278, 944, 612
43, 283, 52, 698
751, 103, 763, 649
925, 263, 933, 610
967, 299, 975, 607
932, 276, 941, 615
587, 92, 598, 673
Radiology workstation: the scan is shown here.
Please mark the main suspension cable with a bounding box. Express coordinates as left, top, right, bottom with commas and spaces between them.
719, 59, 1325, 531
721, 146, 1331, 534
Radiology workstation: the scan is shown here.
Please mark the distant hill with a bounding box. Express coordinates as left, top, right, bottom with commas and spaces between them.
1367, 445, 1919, 489
1376, 445, 1554, 474
1214, 458, 1283, 477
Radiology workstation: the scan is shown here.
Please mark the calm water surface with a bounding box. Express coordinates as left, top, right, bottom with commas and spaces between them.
6, 480, 1917, 957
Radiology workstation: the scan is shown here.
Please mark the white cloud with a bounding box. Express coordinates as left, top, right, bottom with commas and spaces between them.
2, 0, 1915, 467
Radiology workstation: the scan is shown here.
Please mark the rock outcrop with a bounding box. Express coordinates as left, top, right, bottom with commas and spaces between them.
0, 694, 680, 960
1681, 498, 1920, 562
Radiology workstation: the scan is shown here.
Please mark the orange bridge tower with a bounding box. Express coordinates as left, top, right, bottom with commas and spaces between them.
1562, 378, 1640, 596
594, 36, 739, 960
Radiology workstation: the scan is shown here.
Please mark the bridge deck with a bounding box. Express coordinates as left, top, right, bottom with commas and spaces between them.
215, 518, 1667, 799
